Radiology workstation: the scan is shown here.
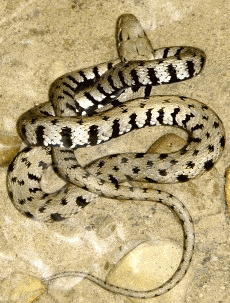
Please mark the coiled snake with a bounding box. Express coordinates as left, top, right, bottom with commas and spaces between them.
7, 14, 225, 298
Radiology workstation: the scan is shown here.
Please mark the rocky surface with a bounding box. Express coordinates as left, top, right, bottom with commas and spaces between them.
0, 0, 229, 302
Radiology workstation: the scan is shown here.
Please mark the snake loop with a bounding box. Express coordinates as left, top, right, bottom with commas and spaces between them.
7, 14, 225, 298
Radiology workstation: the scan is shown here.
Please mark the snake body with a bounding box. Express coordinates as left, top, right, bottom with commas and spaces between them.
7, 15, 225, 298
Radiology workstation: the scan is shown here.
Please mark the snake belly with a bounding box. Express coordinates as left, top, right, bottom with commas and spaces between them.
7, 14, 225, 299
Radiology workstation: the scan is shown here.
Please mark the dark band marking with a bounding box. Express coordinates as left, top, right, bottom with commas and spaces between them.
113, 166, 119, 172
168, 64, 179, 83
186, 161, 195, 169
200, 56, 205, 69
38, 206, 46, 213
174, 47, 183, 57
25, 212, 33, 218
111, 99, 123, 108
21, 157, 31, 168
84, 92, 99, 104
147, 160, 153, 168
148, 68, 158, 85
202, 105, 208, 110
132, 86, 141, 93
171, 107, 180, 126
97, 83, 111, 97
163, 47, 169, 58
67, 75, 80, 85
8, 191, 13, 200
107, 75, 117, 91
188, 137, 202, 143
60, 126, 73, 148
11, 177, 17, 183
29, 187, 41, 193
130, 69, 141, 86
93, 66, 100, 78
57, 95, 65, 100
182, 113, 195, 127
76, 196, 89, 207
66, 102, 77, 112
109, 154, 118, 159
158, 169, 167, 176
135, 153, 145, 158
191, 124, 204, 132
88, 125, 98, 146
193, 149, 199, 156
129, 113, 138, 129
8, 162, 15, 173
50, 213, 66, 221
50, 119, 59, 125
125, 175, 133, 181
28, 173, 40, 181
204, 159, 214, 171
177, 174, 189, 182
63, 90, 74, 99
108, 175, 119, 189
132, 167, 140, 174
170, 159, 178, 165
220, 136, 225, 148
207, 144, 214, 153
139, 102, 146, 108
102, 115, 109, 121
157, 108, 164, 124
35, 125, 45, 145
145, 177, 157, 183
39, 110, 52, 116
180, 146, 188, 155
111, 119, 120, 138
144, 109, 152, 126
213, 122, 220, 128
98, 160, 105, 168
18, 179, 25, 186
186, 61, 195, 77
63, 82, 76, 92
79, 70, 88, 82
118, 71, 127, 87
144, 85, 152, 98
159, 153, 168, 160
107, 62, 113, 70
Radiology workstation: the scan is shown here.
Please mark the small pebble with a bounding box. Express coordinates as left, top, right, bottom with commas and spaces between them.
147, 133, 186, 154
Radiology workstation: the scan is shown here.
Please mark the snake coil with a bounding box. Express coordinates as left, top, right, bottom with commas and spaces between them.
7, 14, 225, 298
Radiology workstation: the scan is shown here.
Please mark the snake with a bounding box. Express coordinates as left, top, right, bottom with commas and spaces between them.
6, 14, 225, 299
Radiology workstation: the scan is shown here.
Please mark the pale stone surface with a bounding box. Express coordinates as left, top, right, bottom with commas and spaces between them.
0, 272, 46, 303
0, 0, 229, 302
106, 241, 183, 291
106, 240, 195, 303
0, 132, 21, 167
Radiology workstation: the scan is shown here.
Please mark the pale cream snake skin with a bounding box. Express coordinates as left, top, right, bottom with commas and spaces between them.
7, 14, 225, 298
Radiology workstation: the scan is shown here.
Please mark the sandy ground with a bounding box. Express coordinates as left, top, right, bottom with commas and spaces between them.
0, 0, 229, 302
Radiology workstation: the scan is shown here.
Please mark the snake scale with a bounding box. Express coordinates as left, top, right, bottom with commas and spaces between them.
7, 14, 225, 298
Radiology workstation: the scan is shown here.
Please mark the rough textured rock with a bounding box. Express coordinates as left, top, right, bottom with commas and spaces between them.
0, 1, 229, 302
